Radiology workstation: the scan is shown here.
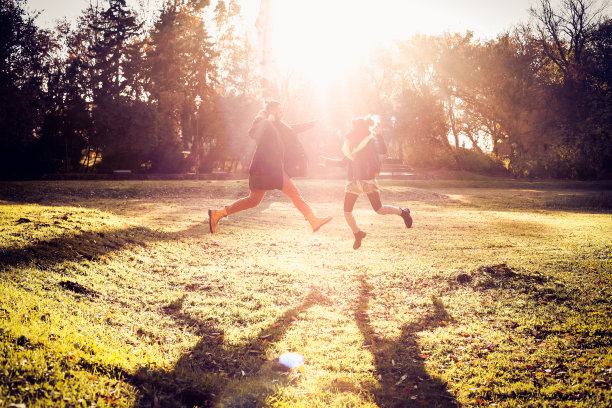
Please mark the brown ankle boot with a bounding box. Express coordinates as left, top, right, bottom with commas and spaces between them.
208, 208, 226, 233
306, 213, 333, 232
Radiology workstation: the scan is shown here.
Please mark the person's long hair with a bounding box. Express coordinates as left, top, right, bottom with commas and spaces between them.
248, 100, 282, 138
346, 116, 377, 143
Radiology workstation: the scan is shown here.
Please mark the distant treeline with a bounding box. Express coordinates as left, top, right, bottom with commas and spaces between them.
0, 0, 610, 179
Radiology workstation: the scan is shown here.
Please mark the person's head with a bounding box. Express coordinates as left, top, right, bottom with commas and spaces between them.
351, 116, 375, 132
346, 116, 373, 142
264, 100, 283, 121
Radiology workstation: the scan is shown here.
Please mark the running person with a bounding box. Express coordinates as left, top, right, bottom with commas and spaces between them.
321, 116, 411, 249
208, 100, 332, 233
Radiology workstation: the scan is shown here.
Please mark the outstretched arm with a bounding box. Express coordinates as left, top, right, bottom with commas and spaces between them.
373, 123, 388, 155
289, 120, 317, 134
375, 133, 388, 155
319, 156, 348, 167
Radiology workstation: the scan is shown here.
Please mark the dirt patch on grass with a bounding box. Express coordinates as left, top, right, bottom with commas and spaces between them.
59, 280, 100, 298
453, 263, 574, 304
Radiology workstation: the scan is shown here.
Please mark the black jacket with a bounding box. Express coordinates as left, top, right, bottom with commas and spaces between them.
323, 133, 387, 181
248, 119, 314, 191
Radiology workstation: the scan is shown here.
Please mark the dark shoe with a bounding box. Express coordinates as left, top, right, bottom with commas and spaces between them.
401, 208, 412, 228
353, 230, 366, 249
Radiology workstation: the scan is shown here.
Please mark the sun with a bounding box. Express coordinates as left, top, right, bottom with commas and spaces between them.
260, 1, 422, 89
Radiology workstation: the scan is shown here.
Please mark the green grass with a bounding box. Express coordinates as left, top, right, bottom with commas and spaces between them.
0, 179, 610, 407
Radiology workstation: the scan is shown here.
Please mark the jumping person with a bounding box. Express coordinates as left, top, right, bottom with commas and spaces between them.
321, 116, 412, 249
208, 100, 332, 233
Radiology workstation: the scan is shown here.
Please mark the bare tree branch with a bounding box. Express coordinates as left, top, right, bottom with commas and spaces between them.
529, 0, 608, 74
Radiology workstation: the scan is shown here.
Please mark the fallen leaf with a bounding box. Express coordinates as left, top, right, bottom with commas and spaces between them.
395, 374, 407, 385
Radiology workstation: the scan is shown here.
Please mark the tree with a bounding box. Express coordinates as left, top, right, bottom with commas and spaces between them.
440, 33, 549, 157
530, 0, 607, 80
388, 35, 458, 168
211, 0, 258, 97
0, 0, 49, 178
87, 0, 156, 171
529, 0, 611, 177
205, 0, 260, 172
89, 0, 143, 98
393, 87, 451, 169
36, 17, 96, 174
145, 0, 216, 173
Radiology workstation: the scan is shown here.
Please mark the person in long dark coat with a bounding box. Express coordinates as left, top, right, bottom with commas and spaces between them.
321, 116, 412, 249
208, 100, 332, 233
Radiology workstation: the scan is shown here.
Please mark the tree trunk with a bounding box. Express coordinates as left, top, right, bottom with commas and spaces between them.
466, 133, 484, 153
84, 145, 92, 172
447, 96, 460, 148
92, 149, 99, 173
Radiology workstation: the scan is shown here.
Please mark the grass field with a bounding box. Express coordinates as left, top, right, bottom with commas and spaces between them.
0, 178, 611, 408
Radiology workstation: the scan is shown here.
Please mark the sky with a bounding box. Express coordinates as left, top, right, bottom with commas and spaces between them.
27, 0, 536, 86
257, 0, 535, 84
27, 0, 164, 27
28, 0, 535, 39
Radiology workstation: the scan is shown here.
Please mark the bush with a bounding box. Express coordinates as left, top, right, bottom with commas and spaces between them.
456, 148, 507, 175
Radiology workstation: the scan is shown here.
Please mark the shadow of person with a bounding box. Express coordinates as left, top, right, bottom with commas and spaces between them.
0, 206, 307, 274
131, 288, 331, 407
0, 219, 216, 273
0, 225, 158, 270
354, 275, 458, 408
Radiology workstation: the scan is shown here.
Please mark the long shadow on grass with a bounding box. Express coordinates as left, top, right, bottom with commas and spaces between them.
0, 226, 152, 269
355, 275, 458, 408
131, 288, 331, 407
0, 221, 211, 271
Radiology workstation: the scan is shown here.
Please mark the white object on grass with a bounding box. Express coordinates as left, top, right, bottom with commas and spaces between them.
278, 352, 304, 368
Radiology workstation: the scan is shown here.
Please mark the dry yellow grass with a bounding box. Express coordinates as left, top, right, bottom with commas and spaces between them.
0, 179, 610, 407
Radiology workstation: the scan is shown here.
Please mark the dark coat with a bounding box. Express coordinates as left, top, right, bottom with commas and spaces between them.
275, 121, 313, 178
347, 134, 387, 180
322, 133, 388, 181
248, 119, 314, 191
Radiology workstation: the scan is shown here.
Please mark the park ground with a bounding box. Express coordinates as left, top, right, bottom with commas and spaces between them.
0, 177, 611, 407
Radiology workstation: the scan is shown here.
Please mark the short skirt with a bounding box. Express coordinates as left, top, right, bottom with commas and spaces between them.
345, 179, 379, 195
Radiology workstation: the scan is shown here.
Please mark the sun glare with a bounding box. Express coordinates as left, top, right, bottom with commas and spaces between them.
264, 1, 419, 88
252, 0, 530, 90
259, 0, 475, 89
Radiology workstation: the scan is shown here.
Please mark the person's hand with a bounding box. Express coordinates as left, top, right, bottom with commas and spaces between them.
372, 121, 382, 135
305, 119, 318, 129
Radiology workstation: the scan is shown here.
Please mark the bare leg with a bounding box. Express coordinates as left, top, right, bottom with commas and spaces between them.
282, 173, 332, 231
280, 172, 312, 217
367, 191, 402, 215
225, 190, 266, 215
343, 192, 361, 234
344, 192, 366, 249
209, 190, 266, 233
367, 191, 412, 228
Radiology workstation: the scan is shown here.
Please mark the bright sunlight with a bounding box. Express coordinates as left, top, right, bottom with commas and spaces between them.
256, 0, 524, 88
266, 1, 420, 87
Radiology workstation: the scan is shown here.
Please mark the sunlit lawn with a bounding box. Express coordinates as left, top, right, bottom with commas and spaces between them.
0, 178, 611, 407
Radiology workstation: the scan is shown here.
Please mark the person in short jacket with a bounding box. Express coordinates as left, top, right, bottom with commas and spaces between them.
321, 116, 412, 249
208, 100, 332, 234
